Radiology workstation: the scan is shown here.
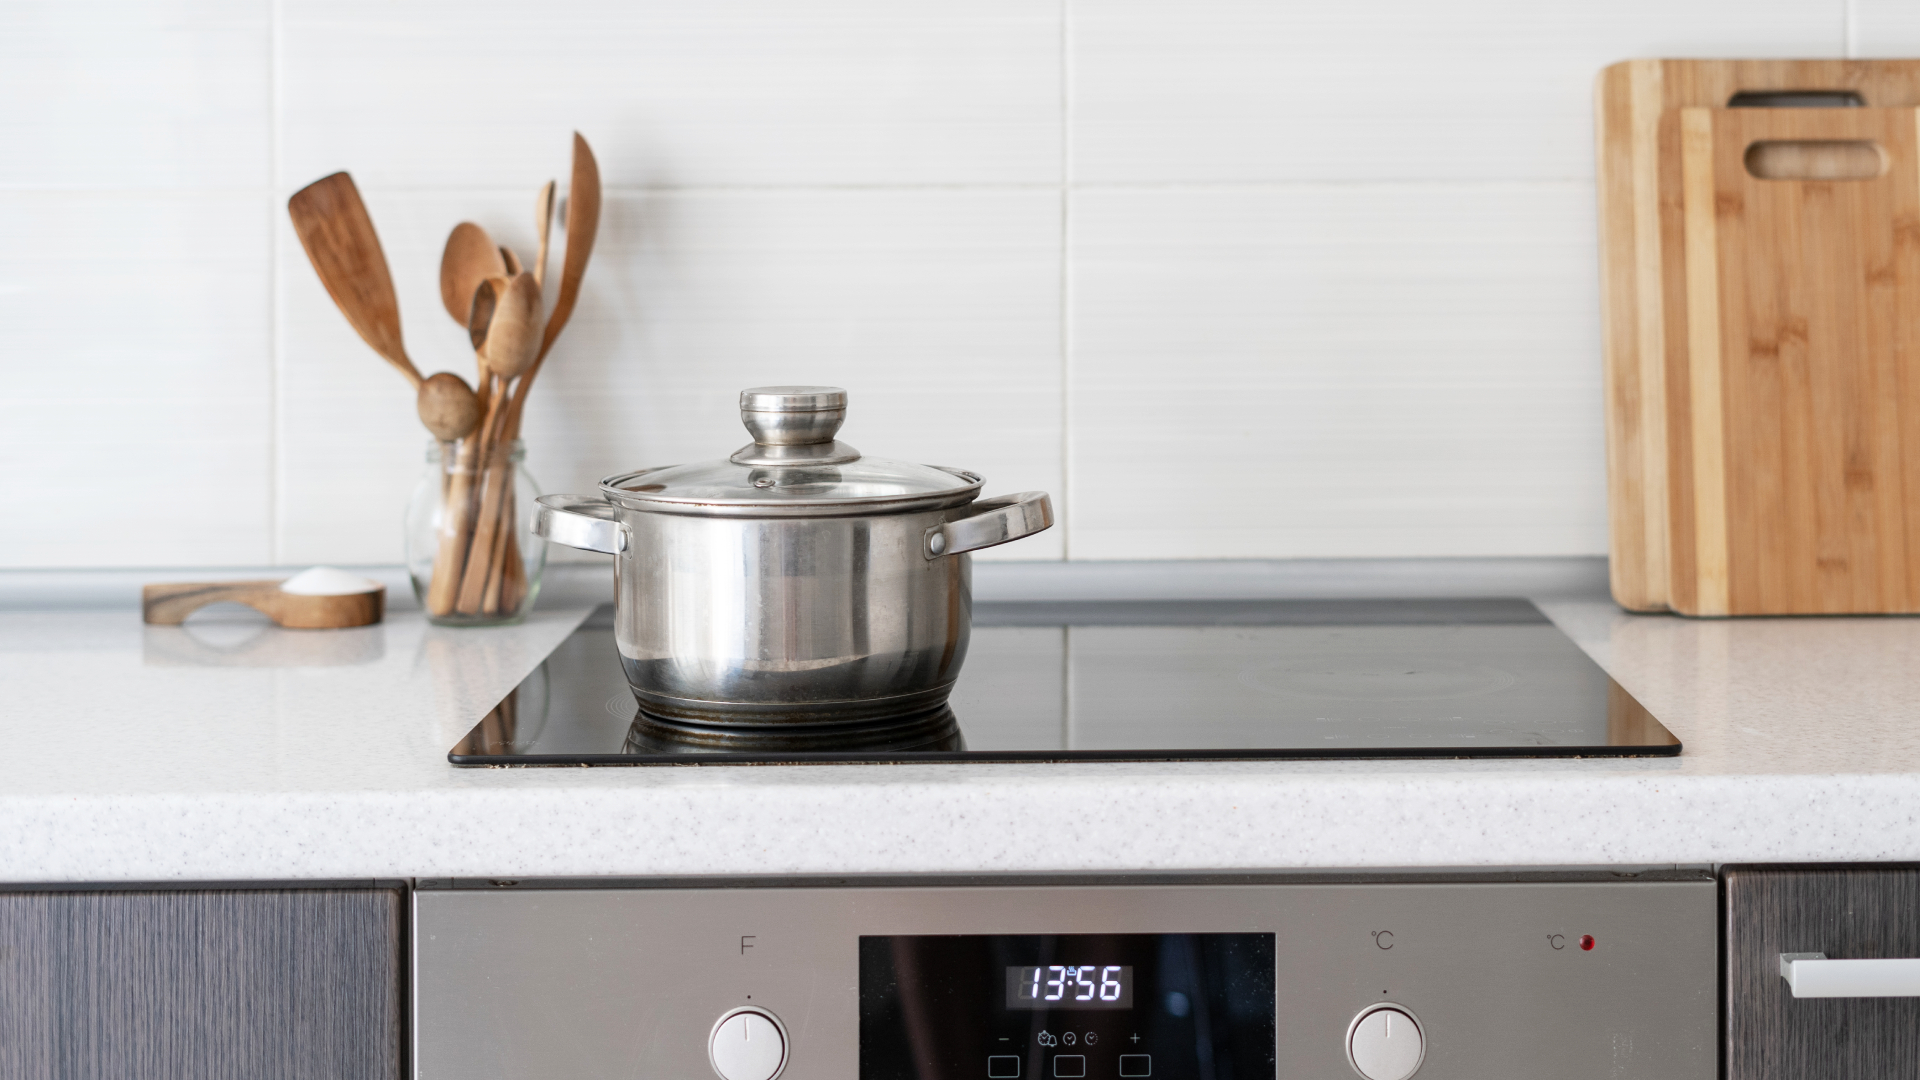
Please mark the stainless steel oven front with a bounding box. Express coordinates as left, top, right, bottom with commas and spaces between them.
412, 872, 1716, 1080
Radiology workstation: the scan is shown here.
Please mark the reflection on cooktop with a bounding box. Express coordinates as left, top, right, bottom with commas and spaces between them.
1240, 656, 1519, 701
451, 599, 1680, 766
624, 706, 965, 754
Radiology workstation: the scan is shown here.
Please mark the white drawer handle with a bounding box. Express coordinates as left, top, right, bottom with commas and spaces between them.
1779, 953, 1920, 998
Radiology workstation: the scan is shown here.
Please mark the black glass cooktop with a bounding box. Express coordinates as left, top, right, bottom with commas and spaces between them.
451, 598, 1679, 765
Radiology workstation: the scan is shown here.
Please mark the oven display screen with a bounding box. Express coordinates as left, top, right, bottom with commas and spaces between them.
859, 933, 1275, 1080
1007, 964, 1134, 1009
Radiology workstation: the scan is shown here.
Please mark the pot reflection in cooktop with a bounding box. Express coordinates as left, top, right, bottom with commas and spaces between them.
450, 599, 1679, 765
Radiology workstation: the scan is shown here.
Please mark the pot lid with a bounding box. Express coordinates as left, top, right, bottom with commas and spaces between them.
601, 386, 984, 516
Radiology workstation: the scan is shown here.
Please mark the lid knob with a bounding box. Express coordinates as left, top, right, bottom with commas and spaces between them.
731, 386, 861, 466
739, 386, 846, 446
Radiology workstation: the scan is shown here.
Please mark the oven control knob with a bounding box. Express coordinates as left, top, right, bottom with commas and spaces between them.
1347, 1005, 1424, 1080
709, 1007, 788, 1080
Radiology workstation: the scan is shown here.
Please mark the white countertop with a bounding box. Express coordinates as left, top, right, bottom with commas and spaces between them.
5, 589, 1920, 882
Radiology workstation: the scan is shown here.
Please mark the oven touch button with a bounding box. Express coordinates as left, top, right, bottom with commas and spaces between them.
1347, 1004, 1424, 1080
708, 1007, 788, 1080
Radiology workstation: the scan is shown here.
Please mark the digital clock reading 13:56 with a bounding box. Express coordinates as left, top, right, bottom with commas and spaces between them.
1006, 965, 1134, 1010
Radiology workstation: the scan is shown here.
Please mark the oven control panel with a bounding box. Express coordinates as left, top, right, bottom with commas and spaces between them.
413, 875, 1715, 1080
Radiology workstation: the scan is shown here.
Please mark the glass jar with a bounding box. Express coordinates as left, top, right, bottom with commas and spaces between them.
405, 438, 546, 626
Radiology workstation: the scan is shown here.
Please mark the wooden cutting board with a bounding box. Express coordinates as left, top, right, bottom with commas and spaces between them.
1678, 106, 1920, 614
1597, 60, 1920, 615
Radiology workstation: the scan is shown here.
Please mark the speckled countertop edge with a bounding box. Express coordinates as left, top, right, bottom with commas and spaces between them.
5, 575, 1920, 880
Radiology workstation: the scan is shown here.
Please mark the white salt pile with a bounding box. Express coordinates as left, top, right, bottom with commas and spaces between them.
279, 566, 383, 596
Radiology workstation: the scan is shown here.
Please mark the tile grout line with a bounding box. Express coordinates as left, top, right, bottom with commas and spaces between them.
267, 0, 283, 565
0, 179, 1604, 196
1059, 0, 1074, 563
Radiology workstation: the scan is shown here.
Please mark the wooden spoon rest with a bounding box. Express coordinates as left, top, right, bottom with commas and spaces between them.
142, 581, 385, 629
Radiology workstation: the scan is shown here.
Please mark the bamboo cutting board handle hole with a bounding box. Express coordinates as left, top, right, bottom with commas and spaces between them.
1728, 90, 1865, 109
1745, 140, 1888, 181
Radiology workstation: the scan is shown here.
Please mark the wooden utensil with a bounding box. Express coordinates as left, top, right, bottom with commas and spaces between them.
481, 273, 543, 381
532, 133, 601, 373
439, 222, 507, 327
533, 180, 557, 287
422, 133, 603, 621
493, 135, 600, 442
426, 272, 508, 618
287, 172, 424, 390
290, 173, 480, 445
454, 272, 544, 613
1597, 60, 1920, 615
417, 371, 481, 441
143, 581, 385, 629
468, 276, 503, 352
427, 434, 484, 617
500, 246, 524, 276
453, 138, 595, 618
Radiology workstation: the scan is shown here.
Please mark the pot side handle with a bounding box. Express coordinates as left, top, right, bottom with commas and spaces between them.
924, 491, 1053, 559
533, 494, 629, 555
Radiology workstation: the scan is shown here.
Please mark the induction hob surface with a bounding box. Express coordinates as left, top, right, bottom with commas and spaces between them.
451, 598, 1679, 765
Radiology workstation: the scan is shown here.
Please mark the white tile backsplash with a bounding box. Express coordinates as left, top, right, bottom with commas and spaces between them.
0, 0, 270, 189
277, 0, 1060, 189
1068, 183, 1607, 560
1853, 0, 1920, 56
0, 192, 273, 567
4, 0, 1864, 571
1072, 0, 1845, 183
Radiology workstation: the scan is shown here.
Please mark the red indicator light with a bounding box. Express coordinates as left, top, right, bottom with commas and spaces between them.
1579, 935, 1596, 951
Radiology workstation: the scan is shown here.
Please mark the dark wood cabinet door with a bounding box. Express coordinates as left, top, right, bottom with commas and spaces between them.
1725, 864, 1920, 1080
0, 885, 403, 1080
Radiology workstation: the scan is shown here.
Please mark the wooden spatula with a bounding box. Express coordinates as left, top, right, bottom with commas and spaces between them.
534, 132, 601, 367
497, 134, 598, 432
288, 172, 425, 390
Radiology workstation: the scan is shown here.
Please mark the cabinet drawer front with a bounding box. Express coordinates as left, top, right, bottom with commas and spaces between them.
0, 886, 403, 1080
1726, 865, 1920, 1079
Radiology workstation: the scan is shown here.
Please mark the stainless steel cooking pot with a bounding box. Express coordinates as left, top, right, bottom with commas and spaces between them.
532, 386, 1052, 726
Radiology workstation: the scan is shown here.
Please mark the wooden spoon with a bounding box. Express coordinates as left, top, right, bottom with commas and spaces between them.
500, 246, 524, 276
467, 276, 503, 352
482, 272, 543, 381
439, 222, 507, 328
533, 180, 557, 287
287, 172, 423, 389
416, 371, 480, 441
